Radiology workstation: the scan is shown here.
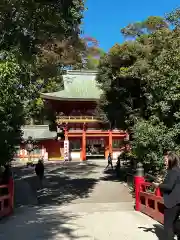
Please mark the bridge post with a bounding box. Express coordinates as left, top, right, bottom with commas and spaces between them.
8, 176, 14, 214
134, 162, 145, 211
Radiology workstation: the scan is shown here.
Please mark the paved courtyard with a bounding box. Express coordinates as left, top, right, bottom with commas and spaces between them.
0, 161, 163, 239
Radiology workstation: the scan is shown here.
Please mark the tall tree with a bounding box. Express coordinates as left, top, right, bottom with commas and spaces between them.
0, 52, 25, 165
0, 0, 85, 122
0, 0, 86, 164
121, 16, 168, 38
96, 8, 180, 172
0, 0, 84, 61
73, 36, 105, 70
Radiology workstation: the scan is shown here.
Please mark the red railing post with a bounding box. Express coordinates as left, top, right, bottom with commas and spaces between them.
155, 187, 161, 197
8, 176, 14, 214
134, 162, 145, 211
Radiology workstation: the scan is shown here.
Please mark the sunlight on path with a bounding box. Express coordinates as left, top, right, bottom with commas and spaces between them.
0, 205, 161, 240
0, 161, 161, 239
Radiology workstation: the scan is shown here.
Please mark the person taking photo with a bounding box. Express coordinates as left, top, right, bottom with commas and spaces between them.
152, 151, 180, 240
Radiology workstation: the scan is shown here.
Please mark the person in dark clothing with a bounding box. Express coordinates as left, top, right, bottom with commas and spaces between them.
115, 156, 121, 177
153, 152, 180, 240
35, 159, 44, 187
106, 153, 113, 169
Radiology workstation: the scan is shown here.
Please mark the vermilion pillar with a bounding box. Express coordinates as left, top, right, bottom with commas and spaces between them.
82, 123, 86, 161
108, 130, 112, 154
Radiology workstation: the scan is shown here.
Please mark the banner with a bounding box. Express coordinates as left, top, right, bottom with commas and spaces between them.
64, 140, 69, 161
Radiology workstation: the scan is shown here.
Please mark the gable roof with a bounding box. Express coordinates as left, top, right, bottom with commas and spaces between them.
41, 70, 102, 101
22, 125, 56, 140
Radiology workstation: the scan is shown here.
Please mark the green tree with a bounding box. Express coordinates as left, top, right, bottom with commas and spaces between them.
73, 37, 105, 70
96, 9, 180, 173
121, 16, 168, 38
0, 0, 86, 122
96, 41, 144, 130
0, 0, 84, 61
132, 120, 177, 173
0, 52, 25, 166
0, 1, 86, 165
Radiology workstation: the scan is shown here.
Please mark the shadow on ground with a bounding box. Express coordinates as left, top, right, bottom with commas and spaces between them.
99, 167, 135, 199
100, 167, 132, 183
0, 206, 89, 239
100, 168, 120, 181
14, 162, 99, 206
1, 163, 100, 239
1, 162, 135, 239
138, 224, 164, 239
12, 162, 83, 180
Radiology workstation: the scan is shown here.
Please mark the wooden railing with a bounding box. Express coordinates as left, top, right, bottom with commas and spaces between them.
56, 115, 102, 123
134, 167, 164, 224
0, 177, 14, 218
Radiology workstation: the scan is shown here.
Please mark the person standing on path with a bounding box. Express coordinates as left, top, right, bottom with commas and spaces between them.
115, 155, 121, 177
35, 159, 44, 188
153, 151, 180, 240
106, 153, 113, 169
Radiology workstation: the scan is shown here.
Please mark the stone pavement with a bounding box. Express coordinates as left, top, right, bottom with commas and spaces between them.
0, 160, 162, 239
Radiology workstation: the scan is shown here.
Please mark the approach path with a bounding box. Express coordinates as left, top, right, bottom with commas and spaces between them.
0, 160, 161, 239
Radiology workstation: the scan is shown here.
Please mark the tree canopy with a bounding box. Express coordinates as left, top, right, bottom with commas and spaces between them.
0, 0, 85, 165
73, 36, 105, 70
96, 8, 180, 172
0, 0, 84, 60
0, 0, 86, 123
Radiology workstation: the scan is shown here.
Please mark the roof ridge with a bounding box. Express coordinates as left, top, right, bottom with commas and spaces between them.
65, 70, 98, 75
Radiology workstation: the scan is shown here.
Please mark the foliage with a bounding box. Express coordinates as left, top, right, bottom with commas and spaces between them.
27, 36, 104, 122
0, 0, 85, 61
0, 52, 25, 165
0, 1, 86, 165
96, 9, 180, 173
132, 120, 179, 173
121, 16, 168, 38
0, 0, 86, 122
73, 37, 105, 70
166, 8, 180, 27
97, 45, 143, 130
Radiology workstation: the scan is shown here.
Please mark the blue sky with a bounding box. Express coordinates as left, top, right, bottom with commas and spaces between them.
83, 0, 180, 51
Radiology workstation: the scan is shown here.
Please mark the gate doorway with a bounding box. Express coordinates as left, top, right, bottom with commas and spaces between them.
86, 138, 105, 160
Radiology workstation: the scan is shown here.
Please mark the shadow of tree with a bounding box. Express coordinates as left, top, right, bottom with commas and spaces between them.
14, 162, 99, 206
49, 163, 98, 176
99, 168, 135, 200
100, 168, 120, 182
13, 162, 99, 180
0, 205, 89, 239
30, 176, 98, 206
0, 162, 101, 239
138, 224, 164, 240
12, 162, 83, 180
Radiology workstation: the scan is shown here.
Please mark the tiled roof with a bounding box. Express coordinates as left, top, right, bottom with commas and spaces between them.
41, 70, 102, 100
22, 125, 56, 140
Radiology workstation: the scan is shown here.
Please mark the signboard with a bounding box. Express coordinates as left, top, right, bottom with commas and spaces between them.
64, 140, 69, 161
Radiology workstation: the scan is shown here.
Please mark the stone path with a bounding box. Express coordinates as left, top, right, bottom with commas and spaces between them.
0, 161, 162, 239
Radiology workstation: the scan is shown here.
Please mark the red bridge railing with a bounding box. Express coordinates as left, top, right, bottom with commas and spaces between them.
134, 163, 164, 224
0, 177, 14, 218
